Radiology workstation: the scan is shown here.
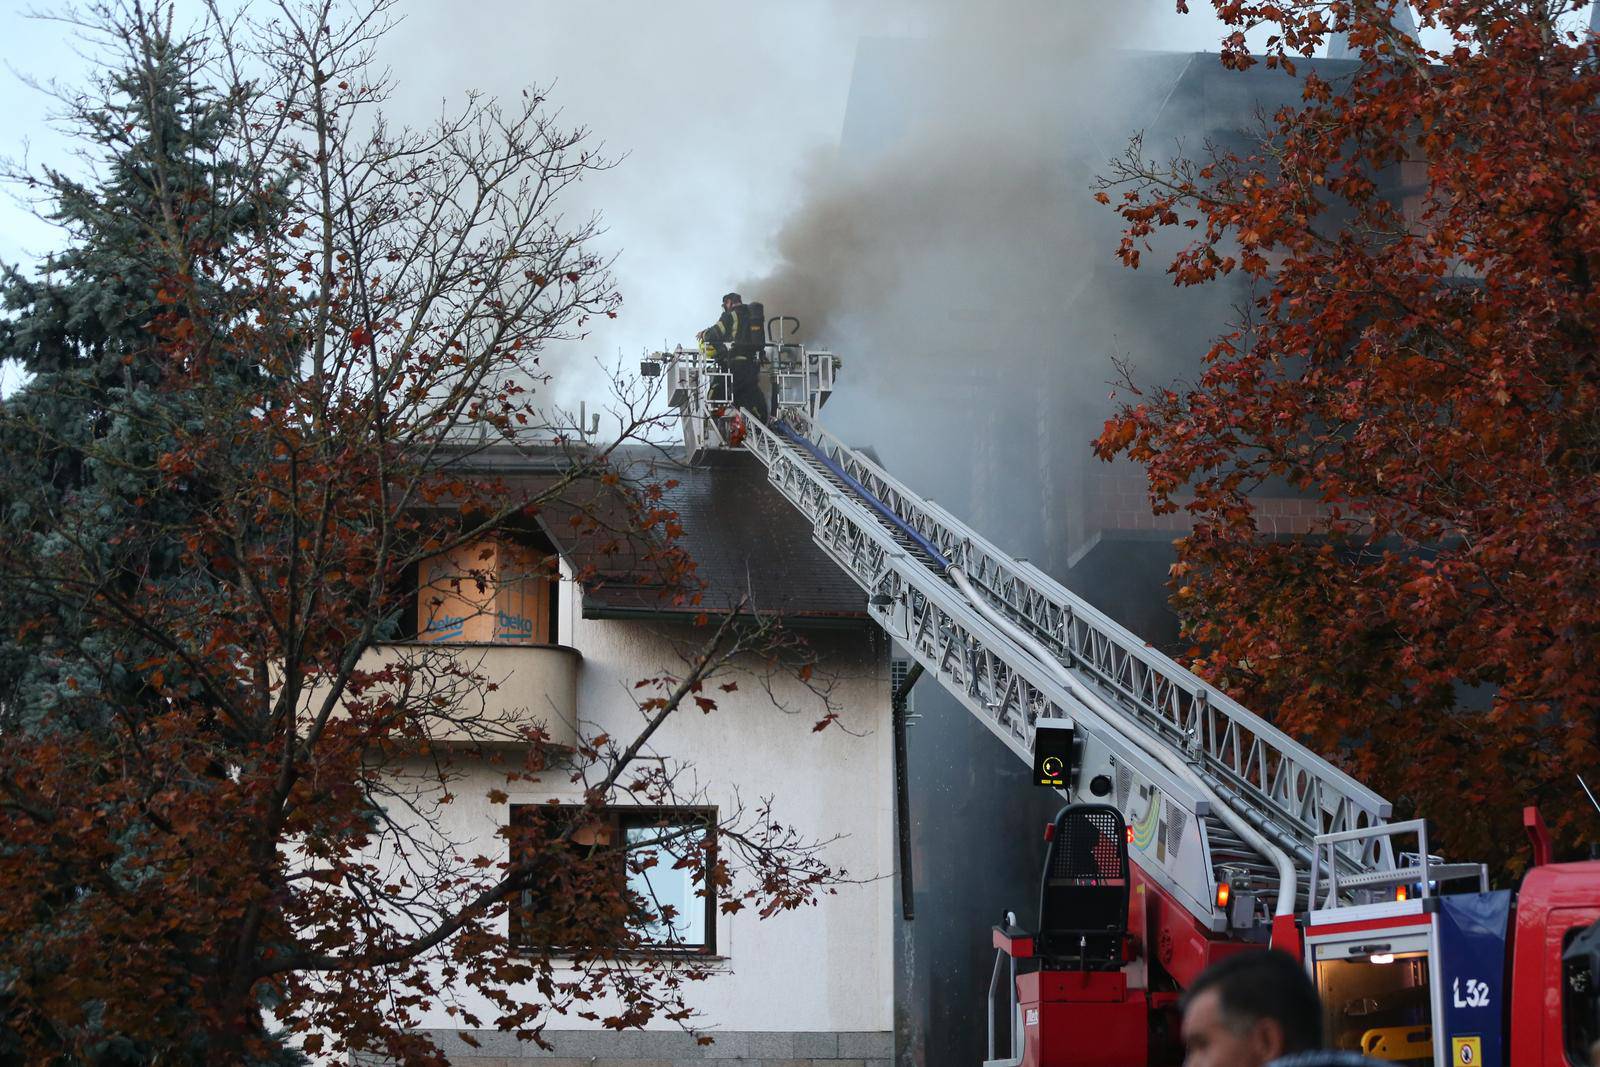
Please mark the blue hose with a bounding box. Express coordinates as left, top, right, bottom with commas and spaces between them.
774, 420, 953, 571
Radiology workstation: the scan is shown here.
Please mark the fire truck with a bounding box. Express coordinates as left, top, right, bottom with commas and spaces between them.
644, 336, 1600, 1066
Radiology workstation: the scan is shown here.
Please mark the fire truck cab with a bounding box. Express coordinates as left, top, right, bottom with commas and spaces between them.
1304, 811, 1600, 1067
1508, 813, 1600, 1066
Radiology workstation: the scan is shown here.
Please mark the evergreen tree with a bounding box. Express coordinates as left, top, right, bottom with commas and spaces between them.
0, 8, 297, 1062
0, 4, 272, 730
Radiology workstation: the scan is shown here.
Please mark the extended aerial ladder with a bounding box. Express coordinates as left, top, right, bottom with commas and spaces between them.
645, 336, 1529, 1065
649, 337, 1399, 929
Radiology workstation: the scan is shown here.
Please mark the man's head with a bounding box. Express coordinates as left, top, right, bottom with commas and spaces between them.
1179, 950, 1322, 1067
722, 291, 743, 311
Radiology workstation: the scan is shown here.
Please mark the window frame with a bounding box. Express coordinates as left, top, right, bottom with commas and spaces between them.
507, 804, 718, 958
393, 526, 562, 645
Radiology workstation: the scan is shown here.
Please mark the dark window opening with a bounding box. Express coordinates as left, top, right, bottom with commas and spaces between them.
508, 805, 716, 955
392, 559, 422, 641
1564, 923, 1600, 1066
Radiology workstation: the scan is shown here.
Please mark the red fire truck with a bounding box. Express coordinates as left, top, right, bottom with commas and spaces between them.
986, 804, 1600, 1065
650, 337, 1600, 1066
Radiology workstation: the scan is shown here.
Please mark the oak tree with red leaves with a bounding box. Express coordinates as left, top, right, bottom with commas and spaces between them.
0, 3, 845, 1063
1095, 0, 1600, 876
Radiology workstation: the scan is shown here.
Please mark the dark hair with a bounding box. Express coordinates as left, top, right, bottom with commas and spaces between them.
1180, 949, 1322, 1054
722, 291, 743, 304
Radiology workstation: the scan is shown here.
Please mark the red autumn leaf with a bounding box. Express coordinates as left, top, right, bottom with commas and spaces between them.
1094, 0, 1600, 877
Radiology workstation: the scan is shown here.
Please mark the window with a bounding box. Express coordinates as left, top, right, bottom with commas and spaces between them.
393, 530, 560, 644
624, 818, 711, 948
508, 805, 716, 955
1563, 922, 1600, 1066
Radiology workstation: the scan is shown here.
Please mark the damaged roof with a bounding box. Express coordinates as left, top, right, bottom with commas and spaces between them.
457, 444, 869, 627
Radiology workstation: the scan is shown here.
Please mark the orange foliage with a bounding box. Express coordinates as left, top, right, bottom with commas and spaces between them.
1096, 1, 1600, 874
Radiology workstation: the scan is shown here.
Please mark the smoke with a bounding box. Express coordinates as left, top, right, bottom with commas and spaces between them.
372, 2, 871, 410
739, 0, 1227, 567
747, 3, 1134, 339
370, 0, 1230, 443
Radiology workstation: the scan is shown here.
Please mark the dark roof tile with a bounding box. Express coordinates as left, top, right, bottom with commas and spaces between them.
477, 446, 866, 626
574, 451, 866, 625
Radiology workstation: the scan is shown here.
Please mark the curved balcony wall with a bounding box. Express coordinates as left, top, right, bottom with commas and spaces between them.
304, 641, 580, 751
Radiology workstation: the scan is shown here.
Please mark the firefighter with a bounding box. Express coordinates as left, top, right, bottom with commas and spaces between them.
697, 291, 768, 422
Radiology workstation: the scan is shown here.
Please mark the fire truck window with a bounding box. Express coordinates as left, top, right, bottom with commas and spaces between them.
1563, 925, 1600, 1066
1316, 952, 1433, 1065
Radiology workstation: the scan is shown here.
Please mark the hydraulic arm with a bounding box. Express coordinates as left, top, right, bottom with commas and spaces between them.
650, 340, 1600, 1067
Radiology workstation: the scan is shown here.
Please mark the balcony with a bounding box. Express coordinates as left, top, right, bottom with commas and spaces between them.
309, 641, 580, 751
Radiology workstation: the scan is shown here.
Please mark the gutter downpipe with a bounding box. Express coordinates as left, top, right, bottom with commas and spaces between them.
893, 661, 924, 921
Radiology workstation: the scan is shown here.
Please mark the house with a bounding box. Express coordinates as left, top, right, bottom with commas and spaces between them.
364, 445, 896, 1067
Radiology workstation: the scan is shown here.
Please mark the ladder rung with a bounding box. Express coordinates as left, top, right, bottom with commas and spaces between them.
1332, 863, 1483, 890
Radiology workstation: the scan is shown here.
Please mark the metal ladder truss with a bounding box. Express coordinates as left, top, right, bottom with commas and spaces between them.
743, 413, 1229, 925
743, 408, 1400, 926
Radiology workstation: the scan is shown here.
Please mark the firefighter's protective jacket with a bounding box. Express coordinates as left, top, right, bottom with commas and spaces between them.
701, 304, 760, 361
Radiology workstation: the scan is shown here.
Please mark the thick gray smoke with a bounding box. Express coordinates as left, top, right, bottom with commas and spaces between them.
749, 4, 1135, 339
740, 1, 1226, 558
739, 12, 1240, 1067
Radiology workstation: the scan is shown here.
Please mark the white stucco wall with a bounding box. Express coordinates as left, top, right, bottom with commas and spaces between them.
403, 559, 894, 1036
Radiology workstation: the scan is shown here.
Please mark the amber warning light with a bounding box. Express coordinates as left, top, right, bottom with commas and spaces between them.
1031, 720, 1075, 789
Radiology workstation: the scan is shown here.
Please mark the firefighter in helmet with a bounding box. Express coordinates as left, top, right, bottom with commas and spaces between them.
697, 291, 768, 422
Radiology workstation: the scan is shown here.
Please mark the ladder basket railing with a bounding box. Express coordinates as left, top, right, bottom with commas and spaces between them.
1309, 819, 1488, 915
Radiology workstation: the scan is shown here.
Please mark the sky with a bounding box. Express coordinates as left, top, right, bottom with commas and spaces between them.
2, 1, 1594, 406
0, 0, 1238, 401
